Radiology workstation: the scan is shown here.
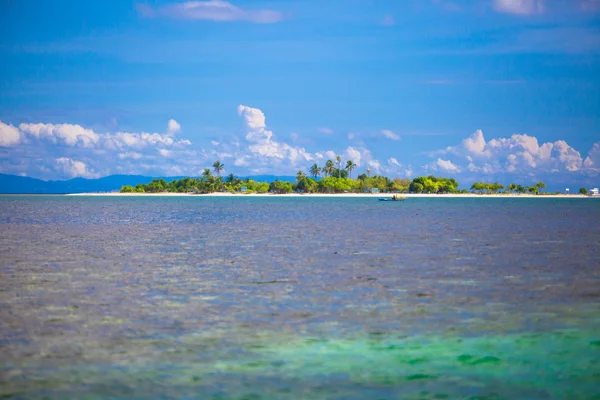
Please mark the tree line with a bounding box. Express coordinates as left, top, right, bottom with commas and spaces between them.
470, 181, 546, 194
120, 159, 572, 195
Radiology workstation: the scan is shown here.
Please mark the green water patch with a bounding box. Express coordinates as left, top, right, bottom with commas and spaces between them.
2, 329, 599, 399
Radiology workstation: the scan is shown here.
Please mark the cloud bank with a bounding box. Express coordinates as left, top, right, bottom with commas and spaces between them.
430, 129, 599, 179
137, 1, 284, 24
492, 0, 545, 15
2, 108, 597, 184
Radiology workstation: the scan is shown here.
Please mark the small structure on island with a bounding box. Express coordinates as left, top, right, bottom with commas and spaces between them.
370, 188, 379, 194
590, 188, 599, 197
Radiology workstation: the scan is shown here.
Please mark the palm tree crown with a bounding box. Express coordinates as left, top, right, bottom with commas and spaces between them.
345, 160, 356, 179
324, 160, 335, 177
309, 163, 321, 178
212, 160, 224, 176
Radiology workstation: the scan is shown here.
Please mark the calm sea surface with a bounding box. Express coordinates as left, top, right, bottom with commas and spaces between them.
1, 196, 599, 399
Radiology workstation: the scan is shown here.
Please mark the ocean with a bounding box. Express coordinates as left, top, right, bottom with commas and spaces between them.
1, 196, 599, 399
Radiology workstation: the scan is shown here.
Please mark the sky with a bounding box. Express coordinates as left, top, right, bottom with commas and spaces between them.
1, 0, 599, 189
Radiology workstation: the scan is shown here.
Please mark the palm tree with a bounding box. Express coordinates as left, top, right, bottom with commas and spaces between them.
296, 170, 306, 182
323, 160, 334, 177
202, 168, 212, 179
309, 163, 321, 179
345, 160, 356, 179
335, 155, 342, 178
226, 173, 235, 184
212, 161, 224, 177
535, 181, 546, 193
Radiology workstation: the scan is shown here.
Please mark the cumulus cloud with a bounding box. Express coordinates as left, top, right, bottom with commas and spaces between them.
434, 158, 461, 173
345, 147, 364, 167
318, 127, 334, 135
54, 157, 98, 179
462, 129, 490, 157
435, 129, 585, 175
137, 1, 283, 23
583, 142, 600, 172
381, 130, 401, 141
167, 119, 181, 136
6, 120, 190, 151
19, 122, 100, 148
0, 118, 195, 179
237, 105, 313, 166
0, 122, 21, 146
492, 0, 545, 15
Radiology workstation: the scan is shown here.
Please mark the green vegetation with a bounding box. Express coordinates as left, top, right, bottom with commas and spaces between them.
410, 176, 459, 193
580, 187, 588, 195
120, 159, 563, 196
470, 181, 554, 195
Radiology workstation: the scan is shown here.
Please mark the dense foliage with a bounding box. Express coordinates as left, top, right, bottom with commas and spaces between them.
409, 176, 460, 193
120, 159, 559, 196
470, 181, 547, 194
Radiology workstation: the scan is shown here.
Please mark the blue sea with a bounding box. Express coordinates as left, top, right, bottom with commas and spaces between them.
1, 196, 599, 399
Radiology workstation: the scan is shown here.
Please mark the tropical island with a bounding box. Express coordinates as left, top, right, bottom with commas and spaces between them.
118, 159, 587, 196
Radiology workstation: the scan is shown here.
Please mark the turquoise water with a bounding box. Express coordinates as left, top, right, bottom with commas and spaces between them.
1, 196, 599, 399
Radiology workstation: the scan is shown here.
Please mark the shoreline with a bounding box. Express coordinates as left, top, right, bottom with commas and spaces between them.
63, 192, 591, 199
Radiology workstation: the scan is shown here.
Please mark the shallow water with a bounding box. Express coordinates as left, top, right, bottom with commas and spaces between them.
1, 196, 599, 399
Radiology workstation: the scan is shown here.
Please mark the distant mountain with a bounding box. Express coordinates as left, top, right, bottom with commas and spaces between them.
0, 173, 297, 194
239, 175, 297, 184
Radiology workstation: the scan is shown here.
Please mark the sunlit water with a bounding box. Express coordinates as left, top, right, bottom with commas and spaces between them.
1, 196, 599, 399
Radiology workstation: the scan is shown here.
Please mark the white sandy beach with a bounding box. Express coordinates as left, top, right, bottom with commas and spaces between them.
68, 192, 590, 198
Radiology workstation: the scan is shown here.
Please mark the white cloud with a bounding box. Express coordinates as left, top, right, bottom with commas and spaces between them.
381, 130, 401, 141
584, 142, 600, 172
54, 157, 98, 179
0, 122, 21, 146
318, 127, 334, 135
1, 119, 196, 180
19, 122, 100, 148
435, 129, 584, 175
167, 119, 181, 136
9, 120, 190, 151
435, 158, 461, 173
368, 160, 382, 174
158, 149, 173, 158
237, 104, 313, 166
493, 0, 545, 15
118, 152, 143, 160
462, 129, 490, 157
345, 147, 363, 167
323, 150, 337, 159
138, 1, 283, 24
388, 157, 401, 167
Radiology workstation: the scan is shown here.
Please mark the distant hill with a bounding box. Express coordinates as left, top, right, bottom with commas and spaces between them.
239, 175, 297, 184
0, 173, 297, 194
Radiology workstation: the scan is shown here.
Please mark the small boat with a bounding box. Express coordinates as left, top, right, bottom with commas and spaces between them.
378, 196, 406, 202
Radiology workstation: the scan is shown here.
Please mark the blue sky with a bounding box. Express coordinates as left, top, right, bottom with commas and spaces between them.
1, 0, 599, 188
